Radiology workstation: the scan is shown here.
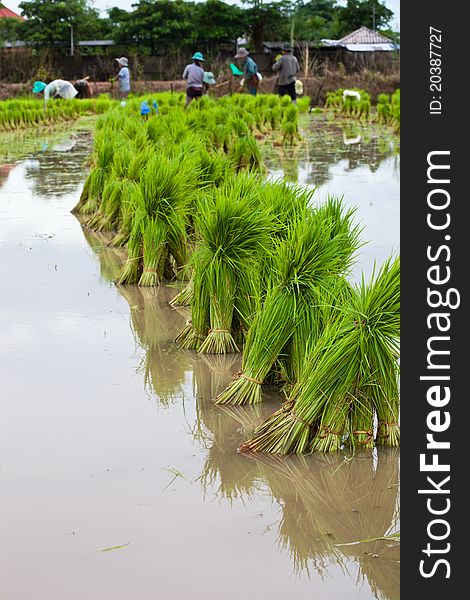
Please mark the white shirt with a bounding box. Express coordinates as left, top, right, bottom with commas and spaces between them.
44, 80, 78, 104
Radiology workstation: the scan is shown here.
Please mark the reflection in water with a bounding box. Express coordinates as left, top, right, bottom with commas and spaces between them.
67, 132, 401, 599
264, 115, 400, 189
121, 285, 191, 406
248, 451, 399, 592
23, 131, 93, 197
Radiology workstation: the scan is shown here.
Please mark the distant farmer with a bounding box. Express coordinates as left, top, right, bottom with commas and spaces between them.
115, 56, 131, 98
233, 47, 258, 96
32, 79, 78, 108
272, 44, 300, 103
74, 76, 93, 99
182, 52, 205, 107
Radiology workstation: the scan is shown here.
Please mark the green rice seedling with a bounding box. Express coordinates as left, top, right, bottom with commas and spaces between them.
228, 134, 264, 172
126, 145, 152, 183
196, 148, 234, 188
296, 96, 311, 113
169, 277, 194, 308
110, 180, 140, 247
192, 188, 272, 354
174, 253, 211, 350
239, 256, 399, 453
115, 215, 144, 285
72, 134, 118, 215
138, 218, 167, 286
115, 151, 197, 285
226, 115, 251, 139
268, 95, 279, 108
284, 105, 298, 123
86, 178, 122, 230
282, 121, 300, 145
216, 200, 362, 405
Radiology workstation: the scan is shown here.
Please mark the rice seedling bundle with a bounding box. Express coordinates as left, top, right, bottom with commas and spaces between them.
228, 134, 264, 172
116, 151, 199, 286
72, 133, 119, 215
175, 181, 271, 353
296, 96, 311, 113
239, 256, 399, 453
0, 96, 117, 132
216, 198, 362, 405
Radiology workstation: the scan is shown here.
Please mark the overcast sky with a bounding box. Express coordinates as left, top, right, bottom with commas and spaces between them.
6, 0, 400, 30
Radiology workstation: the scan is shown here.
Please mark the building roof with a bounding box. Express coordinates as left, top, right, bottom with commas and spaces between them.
321, 27, 398, 52
0, 4, 24, 20
338, 26, 392, 45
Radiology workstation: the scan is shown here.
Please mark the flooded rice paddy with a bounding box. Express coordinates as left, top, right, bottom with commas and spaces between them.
0, 117, 399, 599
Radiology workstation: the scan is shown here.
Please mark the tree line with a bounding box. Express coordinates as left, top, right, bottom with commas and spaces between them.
0, 0, 397, 52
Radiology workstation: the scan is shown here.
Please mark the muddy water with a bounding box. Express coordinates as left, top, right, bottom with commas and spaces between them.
265, 114, 400, 281
0, 128, 399, 600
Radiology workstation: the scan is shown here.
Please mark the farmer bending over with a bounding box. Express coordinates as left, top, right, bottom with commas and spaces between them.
33, 80, 78, 108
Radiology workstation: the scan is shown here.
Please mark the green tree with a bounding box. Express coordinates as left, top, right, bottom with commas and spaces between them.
0, 16, 22, 46
17, 0, 107, 48
193, 0, 247, 43
110, 0, 197, 53
243, 0, 292, 51
291, 0, 338, 42
334, 0, 393, 37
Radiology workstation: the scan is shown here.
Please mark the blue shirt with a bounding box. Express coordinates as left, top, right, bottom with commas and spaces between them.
118, 67, 130, 92
244, 57, 258, 76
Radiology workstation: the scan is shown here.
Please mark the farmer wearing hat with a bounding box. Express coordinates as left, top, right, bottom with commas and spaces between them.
234, 47, 258, 96
115, 57, 131, 98
182, 52, 205, 106
272, 44, 300, 103
32, 79, 78, 108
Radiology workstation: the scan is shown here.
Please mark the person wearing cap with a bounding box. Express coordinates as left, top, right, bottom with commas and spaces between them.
272, 44, 300, 103
234, 47, 258, 96
115, 57, 131, 99
182, 52, 205, 106
32, 79, 78, 108
203, 71, 216, 94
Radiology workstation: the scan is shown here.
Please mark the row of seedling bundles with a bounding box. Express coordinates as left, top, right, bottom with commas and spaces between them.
73, 92, 400, 454
0, 96, 116, 131
73, 93, 303, 288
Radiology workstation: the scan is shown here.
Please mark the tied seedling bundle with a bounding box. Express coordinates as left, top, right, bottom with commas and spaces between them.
216, 198, 362, 405
116, 151, 200, 286
174, 176, 271, 354
72, 132, 118, 216
239, 256, 400, 454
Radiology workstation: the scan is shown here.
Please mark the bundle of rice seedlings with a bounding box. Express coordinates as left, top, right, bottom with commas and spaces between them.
109, 179, 141, 247
216, 199, 362, 406
239, 256, 399, 453
85, 178, 122, 230
115, 152, 197, 285
138, 217, 167, 286
72, 134, 117, 215
281, 121, 300, 145
169, 277, 194, 308
296, 96, 311, 113
197, 188, 271, 353
228, 134, 264, 172
174, 252, 211, 350
115, 216, 144, 285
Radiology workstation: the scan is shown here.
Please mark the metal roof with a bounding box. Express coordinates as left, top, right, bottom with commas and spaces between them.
321, 27, 398, 51
338, 26, 393, 45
